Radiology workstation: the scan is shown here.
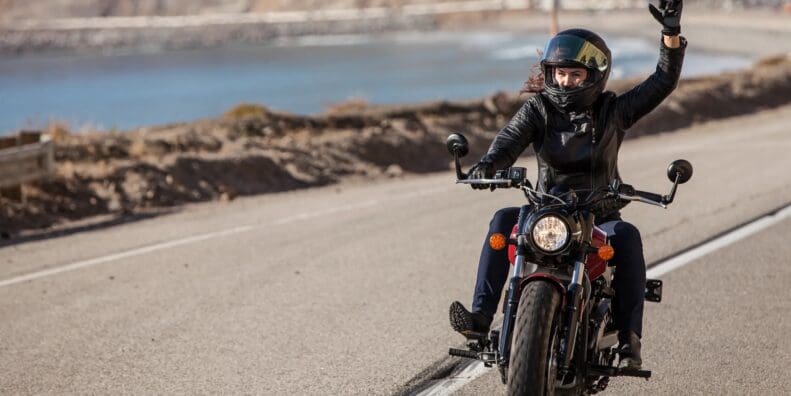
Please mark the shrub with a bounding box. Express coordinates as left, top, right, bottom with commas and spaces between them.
224, 103, 270, 120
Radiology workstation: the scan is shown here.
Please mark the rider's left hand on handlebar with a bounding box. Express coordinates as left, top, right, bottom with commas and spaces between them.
468, 161, 495, 191
649, 0, 682, 36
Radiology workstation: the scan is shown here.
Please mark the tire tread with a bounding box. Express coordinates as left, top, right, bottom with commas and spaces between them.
507, 281, 561, 396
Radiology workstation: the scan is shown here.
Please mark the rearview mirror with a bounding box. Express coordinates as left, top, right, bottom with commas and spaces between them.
667, 159, 693, 184
446, 133, 469, 158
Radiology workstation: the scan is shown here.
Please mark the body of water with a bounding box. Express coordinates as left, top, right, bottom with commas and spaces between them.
0, 31, 750, 135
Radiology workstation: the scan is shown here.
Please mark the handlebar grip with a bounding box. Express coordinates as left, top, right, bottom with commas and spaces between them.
635, 190, 664, 203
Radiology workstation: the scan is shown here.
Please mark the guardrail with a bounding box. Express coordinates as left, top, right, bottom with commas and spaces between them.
0, 131, 54, 201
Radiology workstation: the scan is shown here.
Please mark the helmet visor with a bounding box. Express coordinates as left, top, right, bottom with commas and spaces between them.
541, 35, 609, 72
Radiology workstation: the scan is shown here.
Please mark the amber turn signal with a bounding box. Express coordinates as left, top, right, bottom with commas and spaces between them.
489, 233, 507, 250
598, 245, 615, 261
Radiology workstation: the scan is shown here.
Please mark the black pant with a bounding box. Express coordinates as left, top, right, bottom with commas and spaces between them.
471, 207, 646, 338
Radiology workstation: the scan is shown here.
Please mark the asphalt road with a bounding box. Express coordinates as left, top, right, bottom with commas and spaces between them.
1, 105, 791, 394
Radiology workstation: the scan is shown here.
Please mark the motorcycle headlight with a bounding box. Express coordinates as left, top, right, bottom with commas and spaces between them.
531, 215, 570, 253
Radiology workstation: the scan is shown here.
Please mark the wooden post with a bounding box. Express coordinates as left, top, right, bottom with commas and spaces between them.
0, 131, 45, 203
18, 130, 42, 145
0, 136, 15, 150
0, 136, 19, 200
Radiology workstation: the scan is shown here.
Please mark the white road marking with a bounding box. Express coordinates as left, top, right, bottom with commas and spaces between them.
647, 204, 791, 278
415, 360, 489, 396
0, 186, 450, 288
0, 225, 254, 288
413, 203, 791, 396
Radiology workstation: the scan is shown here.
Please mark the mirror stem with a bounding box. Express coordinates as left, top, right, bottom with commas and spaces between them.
454, 153, 466, 180
663, 173, 681, 205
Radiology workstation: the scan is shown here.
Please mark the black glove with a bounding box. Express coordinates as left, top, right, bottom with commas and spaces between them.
649, 0, 682, 36
467, 161, 495, 191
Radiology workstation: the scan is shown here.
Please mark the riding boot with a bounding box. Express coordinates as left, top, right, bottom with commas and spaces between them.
618, 331, 642, 370
449, 301, 492, 337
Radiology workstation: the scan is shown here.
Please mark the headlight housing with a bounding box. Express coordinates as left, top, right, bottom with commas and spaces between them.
531, 215, 570, 253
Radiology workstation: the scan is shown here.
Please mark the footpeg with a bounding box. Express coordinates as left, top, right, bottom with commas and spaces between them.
617, 368, 652, 379
449, 348, 478, 359
588, 364, 652, 379
645, 278, 662, 303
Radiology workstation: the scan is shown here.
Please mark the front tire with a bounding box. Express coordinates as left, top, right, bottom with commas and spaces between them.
507, 281, 562, 396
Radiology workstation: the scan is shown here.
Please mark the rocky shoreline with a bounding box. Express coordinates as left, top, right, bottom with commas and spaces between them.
1, 53, 790, 237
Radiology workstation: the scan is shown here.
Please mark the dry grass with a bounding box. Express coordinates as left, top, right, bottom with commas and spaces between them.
324, 97, 370, 115
46, 122, 71, 143
224, 103, 270, 120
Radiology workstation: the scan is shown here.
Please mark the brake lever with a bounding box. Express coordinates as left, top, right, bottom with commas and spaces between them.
617, 193, 667, 209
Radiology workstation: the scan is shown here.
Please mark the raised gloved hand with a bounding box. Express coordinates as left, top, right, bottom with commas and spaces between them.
649, 0, 682, 36
467, 161, 495, 191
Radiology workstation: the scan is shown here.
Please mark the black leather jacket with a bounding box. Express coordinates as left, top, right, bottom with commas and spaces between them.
481, 39, 687, 218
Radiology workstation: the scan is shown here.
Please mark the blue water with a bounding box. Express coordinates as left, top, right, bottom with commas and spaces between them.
0, 31, 750, 135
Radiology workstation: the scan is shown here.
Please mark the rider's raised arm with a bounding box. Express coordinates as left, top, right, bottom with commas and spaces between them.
611, 35, 687, 130
479, 96, 542, 170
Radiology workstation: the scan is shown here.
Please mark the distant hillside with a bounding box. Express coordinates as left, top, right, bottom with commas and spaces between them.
1, 0, 786, 20
0, 0, 436, 19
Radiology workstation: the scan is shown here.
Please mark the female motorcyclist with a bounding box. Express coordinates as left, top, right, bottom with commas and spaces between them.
448, 1, 686, 370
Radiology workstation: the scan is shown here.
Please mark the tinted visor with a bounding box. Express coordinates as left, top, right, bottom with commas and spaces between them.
541, 35, 609, 72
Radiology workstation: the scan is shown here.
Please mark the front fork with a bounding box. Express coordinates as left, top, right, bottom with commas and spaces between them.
497, 245, 535, 365
497, 205, 535, 365
559, 260, 588, 371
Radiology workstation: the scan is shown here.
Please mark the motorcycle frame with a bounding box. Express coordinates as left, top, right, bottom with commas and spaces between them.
445, 134, 687, 387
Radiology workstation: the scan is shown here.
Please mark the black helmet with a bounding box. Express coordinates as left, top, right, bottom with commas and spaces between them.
540, 29, 611, 112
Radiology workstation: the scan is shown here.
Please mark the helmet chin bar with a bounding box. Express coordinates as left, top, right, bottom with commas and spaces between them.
546, 80, 595, 92
543, 81, 603, 112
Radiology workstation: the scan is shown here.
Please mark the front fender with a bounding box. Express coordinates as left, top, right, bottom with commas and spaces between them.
520, 273, 567, 306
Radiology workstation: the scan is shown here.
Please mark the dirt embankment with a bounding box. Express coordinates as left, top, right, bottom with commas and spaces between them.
1, 54, 791, 236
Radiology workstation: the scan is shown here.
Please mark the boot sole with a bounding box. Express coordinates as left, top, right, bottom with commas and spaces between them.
618, 358, 643, 371
449, 301, 474, 334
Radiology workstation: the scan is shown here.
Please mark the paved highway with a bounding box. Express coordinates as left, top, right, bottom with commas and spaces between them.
1, 105, 790, 394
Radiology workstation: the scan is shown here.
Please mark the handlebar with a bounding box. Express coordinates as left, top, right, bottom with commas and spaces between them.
456, 179, 514, 185
446, 133, 690, 211
457, 166, 676, 209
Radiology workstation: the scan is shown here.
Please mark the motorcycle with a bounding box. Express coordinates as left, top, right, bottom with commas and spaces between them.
445, 133, 693, 395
